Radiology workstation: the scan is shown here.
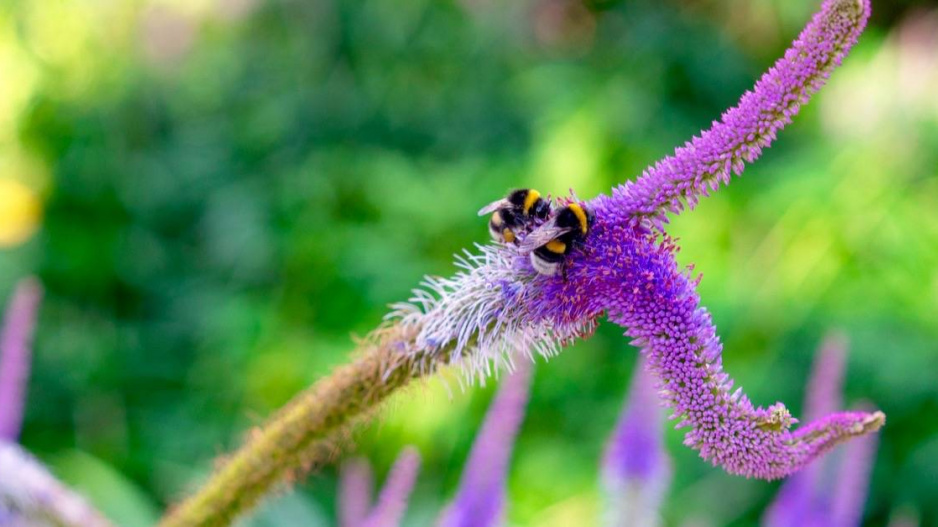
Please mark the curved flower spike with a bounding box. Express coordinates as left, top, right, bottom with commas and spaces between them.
538, 205, 884, 479
0, 278, 43, 441
602, 358, 671, 527
616, 0, 872, 229
437, 359, 532, 527
393, 0, 882, 480
159, 2, 885, 523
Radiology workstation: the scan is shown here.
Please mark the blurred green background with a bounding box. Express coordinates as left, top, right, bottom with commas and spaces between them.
2, 0, 937, 525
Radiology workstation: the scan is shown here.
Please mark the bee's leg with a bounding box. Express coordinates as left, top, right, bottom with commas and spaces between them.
561, 261, 568, 283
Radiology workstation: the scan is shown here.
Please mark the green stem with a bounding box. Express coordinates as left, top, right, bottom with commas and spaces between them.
159, 324, 447, 527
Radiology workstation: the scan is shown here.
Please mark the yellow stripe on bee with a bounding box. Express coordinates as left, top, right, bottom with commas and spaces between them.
545, 239, 566, 254
568, 203, 588, 234
522, 189, 541, 214
503, 228, 516, 243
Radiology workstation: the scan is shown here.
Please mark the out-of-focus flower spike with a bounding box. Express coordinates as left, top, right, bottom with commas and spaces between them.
0, 277, 43, 442
0, 441, 113, 527
437, 360, 533, 527
616, 0, 872, 227
828, 403, 879, 527
601, 357, 671, 527
339, 458, 374, 527
804, 332, 848, 421
361, 448, 421, 527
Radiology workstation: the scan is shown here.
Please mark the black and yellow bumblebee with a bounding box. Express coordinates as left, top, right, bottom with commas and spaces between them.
477, 189, 551, 244
520, 202, 595, 277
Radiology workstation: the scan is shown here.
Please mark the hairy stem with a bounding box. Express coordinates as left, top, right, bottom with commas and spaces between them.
159, 324, 448, 527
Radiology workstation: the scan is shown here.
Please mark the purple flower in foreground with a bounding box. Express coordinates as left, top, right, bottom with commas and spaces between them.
393, 0, 882, 480
437, 360, 533, 527
0, 277, 42, 441
602, 357, 671, 527
338, 449, 421, 527
764, 334, 879, 527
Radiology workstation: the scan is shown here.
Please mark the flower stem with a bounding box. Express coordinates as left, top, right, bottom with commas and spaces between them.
159, 324, 449, 527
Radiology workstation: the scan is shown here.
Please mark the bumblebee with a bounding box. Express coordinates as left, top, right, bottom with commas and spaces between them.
520, 202, 595, 277
477, 189, 551, 244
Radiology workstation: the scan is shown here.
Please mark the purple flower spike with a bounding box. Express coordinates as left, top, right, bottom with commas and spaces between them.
397, 0, 881, 481
615, 0, 872, 228
339, 458, 374, 527
361, 448, 421, 527
437, 360, 533, 527
803, 333, 848, 421
0, 277, 43, 442
602, 357, 671, 527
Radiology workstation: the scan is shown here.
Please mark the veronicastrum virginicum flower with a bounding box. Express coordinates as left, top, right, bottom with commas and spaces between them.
390, 0, 883, 480
161, 1, 886, 524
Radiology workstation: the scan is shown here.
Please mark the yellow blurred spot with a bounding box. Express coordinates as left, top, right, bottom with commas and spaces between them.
527, 493, 597, 527
0, 178, 41, 247
532, 109, 604, 198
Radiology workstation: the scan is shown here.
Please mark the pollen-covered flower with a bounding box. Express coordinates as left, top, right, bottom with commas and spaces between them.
388, 0, 882, 481
602, 357, 671, 527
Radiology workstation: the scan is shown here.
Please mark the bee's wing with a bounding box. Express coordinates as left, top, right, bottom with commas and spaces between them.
477, 199, 510, 216
519, 220, 574, 252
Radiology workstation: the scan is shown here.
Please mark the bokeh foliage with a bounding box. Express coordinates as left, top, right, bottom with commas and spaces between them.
1, 0, 937, 525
